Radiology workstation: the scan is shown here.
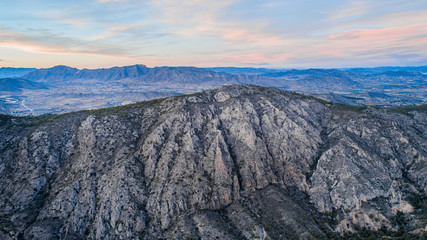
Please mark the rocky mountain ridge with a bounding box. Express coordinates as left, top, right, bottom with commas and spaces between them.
0, 85, 426, 239
22, 64, 267, 85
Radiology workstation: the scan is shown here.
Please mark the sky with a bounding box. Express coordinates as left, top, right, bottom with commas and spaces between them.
0, 0, 426, 69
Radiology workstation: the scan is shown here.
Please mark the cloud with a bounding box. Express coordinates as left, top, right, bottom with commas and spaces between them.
149, 0, 289, 49
97, 0, 128, 3
327, 1, 372, 20
1, 0, 427, 68
243, 62, 271, 66
324, 5, 427, 34
329, 32, 360, 40
148, 0, 427, 67
311, 23, 427, 63
329, 23, 427, 44
60, 18, 93, 26
0, 27, 140, 61
108, 25, 133, 32
262, 1, 283, 8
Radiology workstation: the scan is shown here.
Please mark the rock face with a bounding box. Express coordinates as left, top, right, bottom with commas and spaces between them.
0, 85, 426, 239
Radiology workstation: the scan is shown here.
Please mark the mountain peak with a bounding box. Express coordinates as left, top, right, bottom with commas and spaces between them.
1, 85, 425, 239
50, 65, 78, 70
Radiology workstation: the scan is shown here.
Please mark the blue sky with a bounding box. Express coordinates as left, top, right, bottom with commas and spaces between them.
0, 0, 426, 68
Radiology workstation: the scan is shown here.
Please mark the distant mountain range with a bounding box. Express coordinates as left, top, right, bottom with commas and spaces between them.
203, 67, 286, 75
206, 66, 427, 75
342, 66, 427, 74
0, 67, 36, 78
22, 64, 265, 85
0, 65, 426, 115
23, 65, 151, 82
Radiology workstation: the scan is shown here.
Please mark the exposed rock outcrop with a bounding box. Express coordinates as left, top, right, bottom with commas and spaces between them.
0, 85, 426, 239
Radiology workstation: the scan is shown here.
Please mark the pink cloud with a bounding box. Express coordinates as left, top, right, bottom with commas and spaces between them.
97, 0, 128, 3
330, 24, 426, 41
220, 28, 283, 45
324, 23, 427, 56
0, 28, 149, 63
218, 51, 296, 65
327, 1, 371, 20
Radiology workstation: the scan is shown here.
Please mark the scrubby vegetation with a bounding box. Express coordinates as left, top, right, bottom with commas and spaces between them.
332, 228, 427, 240
332, 103, 367, 111
391, 104, 427, 113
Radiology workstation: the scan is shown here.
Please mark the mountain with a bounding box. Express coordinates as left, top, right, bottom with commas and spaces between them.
258, 68, 426, 106
0, 78, 46, 92
204, 67, 285, 75
0, 65, 270, 115
207, 66, 427, 75
0, 67, 37, 78
22, 65, 148, 82
354, 71, 427, 88
22, 65, 266, 85
0, 85, 425, 239
342, 66, 427, 74
375, 71, 427, 77
261, 69, 362, 87
1, 64, 426, 116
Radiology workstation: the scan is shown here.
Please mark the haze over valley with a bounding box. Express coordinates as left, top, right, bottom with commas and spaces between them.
1, 65, 426, 116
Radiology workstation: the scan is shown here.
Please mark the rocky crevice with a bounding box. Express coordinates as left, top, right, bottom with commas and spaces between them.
0, 85, 426, 239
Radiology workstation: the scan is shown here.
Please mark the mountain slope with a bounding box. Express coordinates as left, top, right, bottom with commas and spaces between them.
0, 85, 426, 239
0, 68, 37, 78
22, 65, 147, 82
0, 78, 46, 92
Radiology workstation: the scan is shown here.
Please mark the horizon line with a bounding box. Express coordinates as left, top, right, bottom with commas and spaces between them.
1, 64, 427, 71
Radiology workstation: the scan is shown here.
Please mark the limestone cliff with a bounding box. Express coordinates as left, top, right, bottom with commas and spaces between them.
0, 85, 426, 239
